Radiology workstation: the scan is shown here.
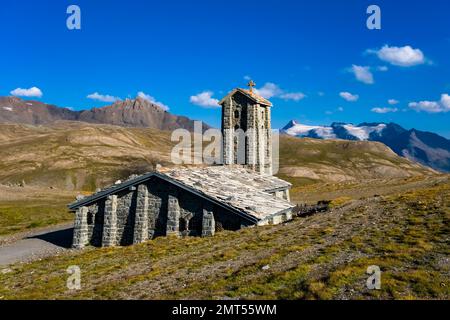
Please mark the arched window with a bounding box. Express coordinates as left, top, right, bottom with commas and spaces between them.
234, 110, 240, 118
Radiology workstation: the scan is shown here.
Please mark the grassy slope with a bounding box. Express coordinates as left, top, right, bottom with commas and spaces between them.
0, 186, 77, 236
0, 122, 174, 191
0, 200, 71, 236
0, 176, 448, 300
278, 135, 432, 183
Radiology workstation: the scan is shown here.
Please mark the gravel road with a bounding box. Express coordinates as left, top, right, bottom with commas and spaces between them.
0, 223, 73, 267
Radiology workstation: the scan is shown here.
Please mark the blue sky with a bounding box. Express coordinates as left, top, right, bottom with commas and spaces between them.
1, 0, 450, 137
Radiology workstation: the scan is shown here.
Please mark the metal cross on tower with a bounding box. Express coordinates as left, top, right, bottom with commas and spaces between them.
247, 80, 256, 93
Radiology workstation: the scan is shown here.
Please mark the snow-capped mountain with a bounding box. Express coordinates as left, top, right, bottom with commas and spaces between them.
281, 120, 450, 173
282, 120, 388, 141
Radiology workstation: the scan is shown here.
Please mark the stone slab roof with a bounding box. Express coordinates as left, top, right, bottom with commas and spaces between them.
163, 166, 292, 220
69, 166, 293, 223
219, 88, 273, 107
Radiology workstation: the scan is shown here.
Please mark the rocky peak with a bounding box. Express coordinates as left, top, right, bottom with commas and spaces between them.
0, 95, 209, 132
281, 120, 298, 130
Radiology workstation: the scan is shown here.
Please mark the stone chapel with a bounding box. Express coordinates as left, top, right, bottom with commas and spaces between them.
69, 82, 294, 248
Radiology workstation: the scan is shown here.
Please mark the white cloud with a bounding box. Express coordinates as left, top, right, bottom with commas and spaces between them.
318, 92, 325, 96
137, 91, 169, 111
388, 99, 399, 105
10, 86, 43, 98
190, 91, 220, 108
377, 66, 389, 72
325, 111, 333, 115
87, 92, 121, 103
442, 94, 450, 109
279, 92, 306, 101
409, 101, 441, 113
369, 45, 426, 67
371, 107, 398, 114
409, 94, 450, 113
339, 92, 359, 102
254, 82, 305, 101
338, 107, 344, 112
244, 75, 251, 81
254, 82, 283, 99
351, 65, 374, 84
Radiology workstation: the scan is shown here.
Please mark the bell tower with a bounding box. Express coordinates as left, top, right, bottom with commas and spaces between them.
219, 81, 273, 175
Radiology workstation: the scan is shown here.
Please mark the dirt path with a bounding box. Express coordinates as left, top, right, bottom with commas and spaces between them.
0, 223, 73, 267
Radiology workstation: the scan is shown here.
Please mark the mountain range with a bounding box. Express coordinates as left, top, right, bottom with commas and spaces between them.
0, 121, 433, 190
282, 120, 450, 173
0, 96, 206, 131
1, 96, 449, 173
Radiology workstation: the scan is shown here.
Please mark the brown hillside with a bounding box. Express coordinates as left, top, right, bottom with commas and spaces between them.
0, 123, 435, 192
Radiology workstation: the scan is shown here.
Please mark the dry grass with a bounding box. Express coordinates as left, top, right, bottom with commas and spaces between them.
0, 123, 447, 299
0, 186, 78, 236
0, 176, 448, 300
278, 136, 433, 184
0, 122, 174, 191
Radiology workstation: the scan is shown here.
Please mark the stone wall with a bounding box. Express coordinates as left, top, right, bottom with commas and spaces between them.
72, 176, 257, 249
133, 184, 149, 244
72, 206, 88, 249
269, 188, 291, 202
214, 207, 253, 231
102, 195, 118, 247
221, 91, 273, 175
257, 210, 293, 227
115, 190, 137, 245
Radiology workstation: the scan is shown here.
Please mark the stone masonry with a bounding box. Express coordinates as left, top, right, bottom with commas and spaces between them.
72, 206, 89, 249
102, 195, 118, 247
201, 203, 215, 237
166, 193, 180, 236
133, 184, 149, 244
219, 86, 273, 175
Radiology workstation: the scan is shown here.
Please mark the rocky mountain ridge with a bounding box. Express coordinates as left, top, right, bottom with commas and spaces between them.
282, 120, 450, 173
0, 96, 206, 131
